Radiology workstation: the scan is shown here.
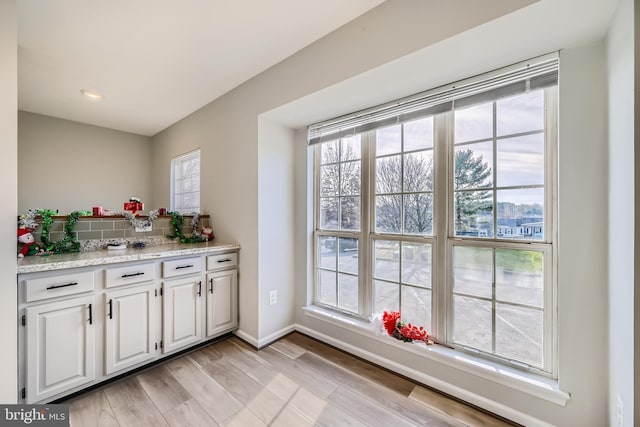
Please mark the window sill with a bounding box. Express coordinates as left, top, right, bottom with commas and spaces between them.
302, 305, 570, 407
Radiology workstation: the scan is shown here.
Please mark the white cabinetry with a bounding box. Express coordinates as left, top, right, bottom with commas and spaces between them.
206, 268, 238, 337
18, 246, 239, 403
104, 284, 156, 374
25, 294, 95, 403
162, 275, 203, 353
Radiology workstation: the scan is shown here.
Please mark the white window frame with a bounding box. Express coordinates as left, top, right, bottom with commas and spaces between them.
312, 80, 557, 377
170, 149, 201, 214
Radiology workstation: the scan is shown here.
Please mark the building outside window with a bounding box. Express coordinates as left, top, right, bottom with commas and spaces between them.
171, 149, 201, 214
310, 55, 557, 376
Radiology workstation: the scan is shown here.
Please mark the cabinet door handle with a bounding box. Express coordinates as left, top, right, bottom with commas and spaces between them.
197, 281, 202, 297
209, 278, 214, 294
121, 272, 145, 278
217, 259, 232, 263
175, 264, 194, 270
46, 282, 78, 290
88, 303, 93, 325
108, 299, 113, 319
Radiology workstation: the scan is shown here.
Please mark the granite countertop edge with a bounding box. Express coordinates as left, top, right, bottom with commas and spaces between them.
17, 241, 240, 274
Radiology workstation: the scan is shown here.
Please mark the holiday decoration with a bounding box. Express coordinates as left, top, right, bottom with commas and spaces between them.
167, 211, 206, 243
201, 226, 214, 241
119, 209, 160, 229
17, 228, 44, 257
381, 311, 433, 344
124, 197, 144, 214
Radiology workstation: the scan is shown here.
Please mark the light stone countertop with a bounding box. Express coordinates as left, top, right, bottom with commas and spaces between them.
17, 241, 240, 274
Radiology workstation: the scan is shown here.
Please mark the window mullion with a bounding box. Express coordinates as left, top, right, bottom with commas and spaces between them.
359, 131, 373, 317
433, 112, 451, 341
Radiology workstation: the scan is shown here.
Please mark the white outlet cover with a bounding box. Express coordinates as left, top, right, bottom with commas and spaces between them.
135, 224, 152, 232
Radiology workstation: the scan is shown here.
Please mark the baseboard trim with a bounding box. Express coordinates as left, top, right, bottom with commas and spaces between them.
233, 329, 258, 347
294, 323, 554, 427
234, 324, 296, 349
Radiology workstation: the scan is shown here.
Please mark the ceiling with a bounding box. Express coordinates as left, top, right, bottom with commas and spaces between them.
17, 0, 385, 136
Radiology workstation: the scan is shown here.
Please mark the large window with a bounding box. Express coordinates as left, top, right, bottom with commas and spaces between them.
311, 56, 557, 375
171, 149, 201, 214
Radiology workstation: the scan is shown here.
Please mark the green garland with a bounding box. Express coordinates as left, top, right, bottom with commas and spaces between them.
39, 209, 82, 254
167, 211, 205, 243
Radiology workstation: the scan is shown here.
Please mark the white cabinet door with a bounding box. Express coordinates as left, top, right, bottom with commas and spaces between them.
163, 276, 202, 353
25, 295, 95, 403
206, 269, 238, 337
104, 285, 156, 375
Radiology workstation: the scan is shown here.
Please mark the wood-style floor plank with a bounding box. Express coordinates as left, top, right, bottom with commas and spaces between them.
410, 385, 516, 427
102, 377, 169, 427
285, 332, 417, 396
165, 356, 244, 424
64, 331, 519, 427
67, 390, 119, 427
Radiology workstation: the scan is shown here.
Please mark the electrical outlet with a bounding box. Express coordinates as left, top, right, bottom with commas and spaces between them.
616, 395, 623, 426
135, 224, 152, 232
269, 290, 278, 305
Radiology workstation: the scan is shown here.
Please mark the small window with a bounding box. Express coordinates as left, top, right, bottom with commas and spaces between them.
171, 150, 200, 214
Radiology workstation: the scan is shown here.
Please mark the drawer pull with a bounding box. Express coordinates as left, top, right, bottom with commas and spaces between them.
46, 282, 78, 290
175, 264, 194, 270
217, 258, 232, 263
108, 299, 113, 319
121, 272, 145, 278
88, 303, 93, 325
209, 278, 214, 294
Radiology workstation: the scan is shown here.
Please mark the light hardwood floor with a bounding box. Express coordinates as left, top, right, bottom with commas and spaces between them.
64, 332, 519, 426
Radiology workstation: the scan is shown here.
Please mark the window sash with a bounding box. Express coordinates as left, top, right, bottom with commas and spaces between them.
312, 65, 557, 376
171, 150, 201, 214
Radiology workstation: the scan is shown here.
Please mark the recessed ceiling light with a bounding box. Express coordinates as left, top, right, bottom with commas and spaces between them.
80, 89, 103, 101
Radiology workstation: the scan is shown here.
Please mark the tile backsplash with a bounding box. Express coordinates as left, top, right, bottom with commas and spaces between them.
25, 215, 211, 251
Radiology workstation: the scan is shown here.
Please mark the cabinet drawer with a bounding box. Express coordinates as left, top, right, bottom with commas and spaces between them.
206, 252, 238, 270
105, 262, 156, 288
23, 270, 94, 303
163, 257, 202, 278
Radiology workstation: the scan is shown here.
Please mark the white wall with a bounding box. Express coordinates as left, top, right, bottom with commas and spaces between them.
0, 0, 18, 404
18, 112, 153, 214
257, 117, 296, 344
606, 0, 635, 424
149, 1, 616, 424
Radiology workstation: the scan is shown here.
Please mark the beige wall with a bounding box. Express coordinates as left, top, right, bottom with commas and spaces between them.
18, 111, 153, 214
0, 0, 18, 404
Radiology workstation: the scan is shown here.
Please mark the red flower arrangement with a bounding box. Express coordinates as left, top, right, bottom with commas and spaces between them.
382, 311, 433, 344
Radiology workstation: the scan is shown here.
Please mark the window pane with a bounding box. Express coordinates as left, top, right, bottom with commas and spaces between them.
338, 274, 358, 312
496, 188, 543, 240
340, 161, 360, 195
340, 197, 360, 230
376, 155, 402, 194
404, 151, 433, 192
320, 140, 339, 164
496, 249, 544, 307
403, 193, 433, 235
454, 143, 493, 190
455, 102, 493, 143
401, 242, 431, 288
454, 191, 493, 237
374, 280, 399, 313
497, 134, 544, 187
338, 238, 358, 274
453, 246, 492, 298
318, 237, 336, 270
401, 286, 431, 333
375, 195, 402, 233
453, 295, 492, 352
319, 198, 338, 230
320, 164, 339, 196
341, 135, 361, 161
318, 270, 336, 306
376, 125, 401, 156
496, 304, 543, 367
404, 117, 433, 151
374, 240, 399, 282
497, 90, 544, 136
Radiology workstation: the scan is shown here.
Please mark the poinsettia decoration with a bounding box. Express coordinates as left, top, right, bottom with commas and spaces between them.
382, 311, 433, 345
